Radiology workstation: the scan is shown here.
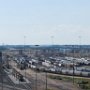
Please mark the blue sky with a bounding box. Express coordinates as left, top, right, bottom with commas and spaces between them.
0, 0, 90, 45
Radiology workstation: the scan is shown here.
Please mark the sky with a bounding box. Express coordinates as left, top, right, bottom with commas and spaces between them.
0, 0, 90, 45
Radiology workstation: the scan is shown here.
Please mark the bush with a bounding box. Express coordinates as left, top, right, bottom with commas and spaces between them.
48, 75, 62, 80
78, 81, 88, 84
78, 80, 89, 89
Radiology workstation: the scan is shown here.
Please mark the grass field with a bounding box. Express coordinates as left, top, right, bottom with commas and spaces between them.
48, 74, 90, 90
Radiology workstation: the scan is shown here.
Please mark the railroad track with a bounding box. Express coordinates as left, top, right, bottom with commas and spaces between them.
22, 83, 32, 90
0, 83, 27, 90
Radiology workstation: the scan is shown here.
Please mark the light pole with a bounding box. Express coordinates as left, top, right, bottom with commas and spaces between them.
78, 36, 82, 58
24, 36, 26, 79
35, 45, 39, 90
72, 45, 75, 85
51, 36, 54, 45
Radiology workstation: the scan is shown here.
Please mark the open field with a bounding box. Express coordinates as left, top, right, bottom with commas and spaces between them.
48, 74, 90, 90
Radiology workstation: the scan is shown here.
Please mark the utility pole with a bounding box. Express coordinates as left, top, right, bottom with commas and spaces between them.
35, 65, 37, 90
45, 71, 47, 90
0, 52, 3, 90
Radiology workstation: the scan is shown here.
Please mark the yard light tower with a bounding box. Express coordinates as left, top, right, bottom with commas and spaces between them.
35, 45, 39, 90
73, 45, 75, 84
51, 36, 54, 45
24, 36, 27, 79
